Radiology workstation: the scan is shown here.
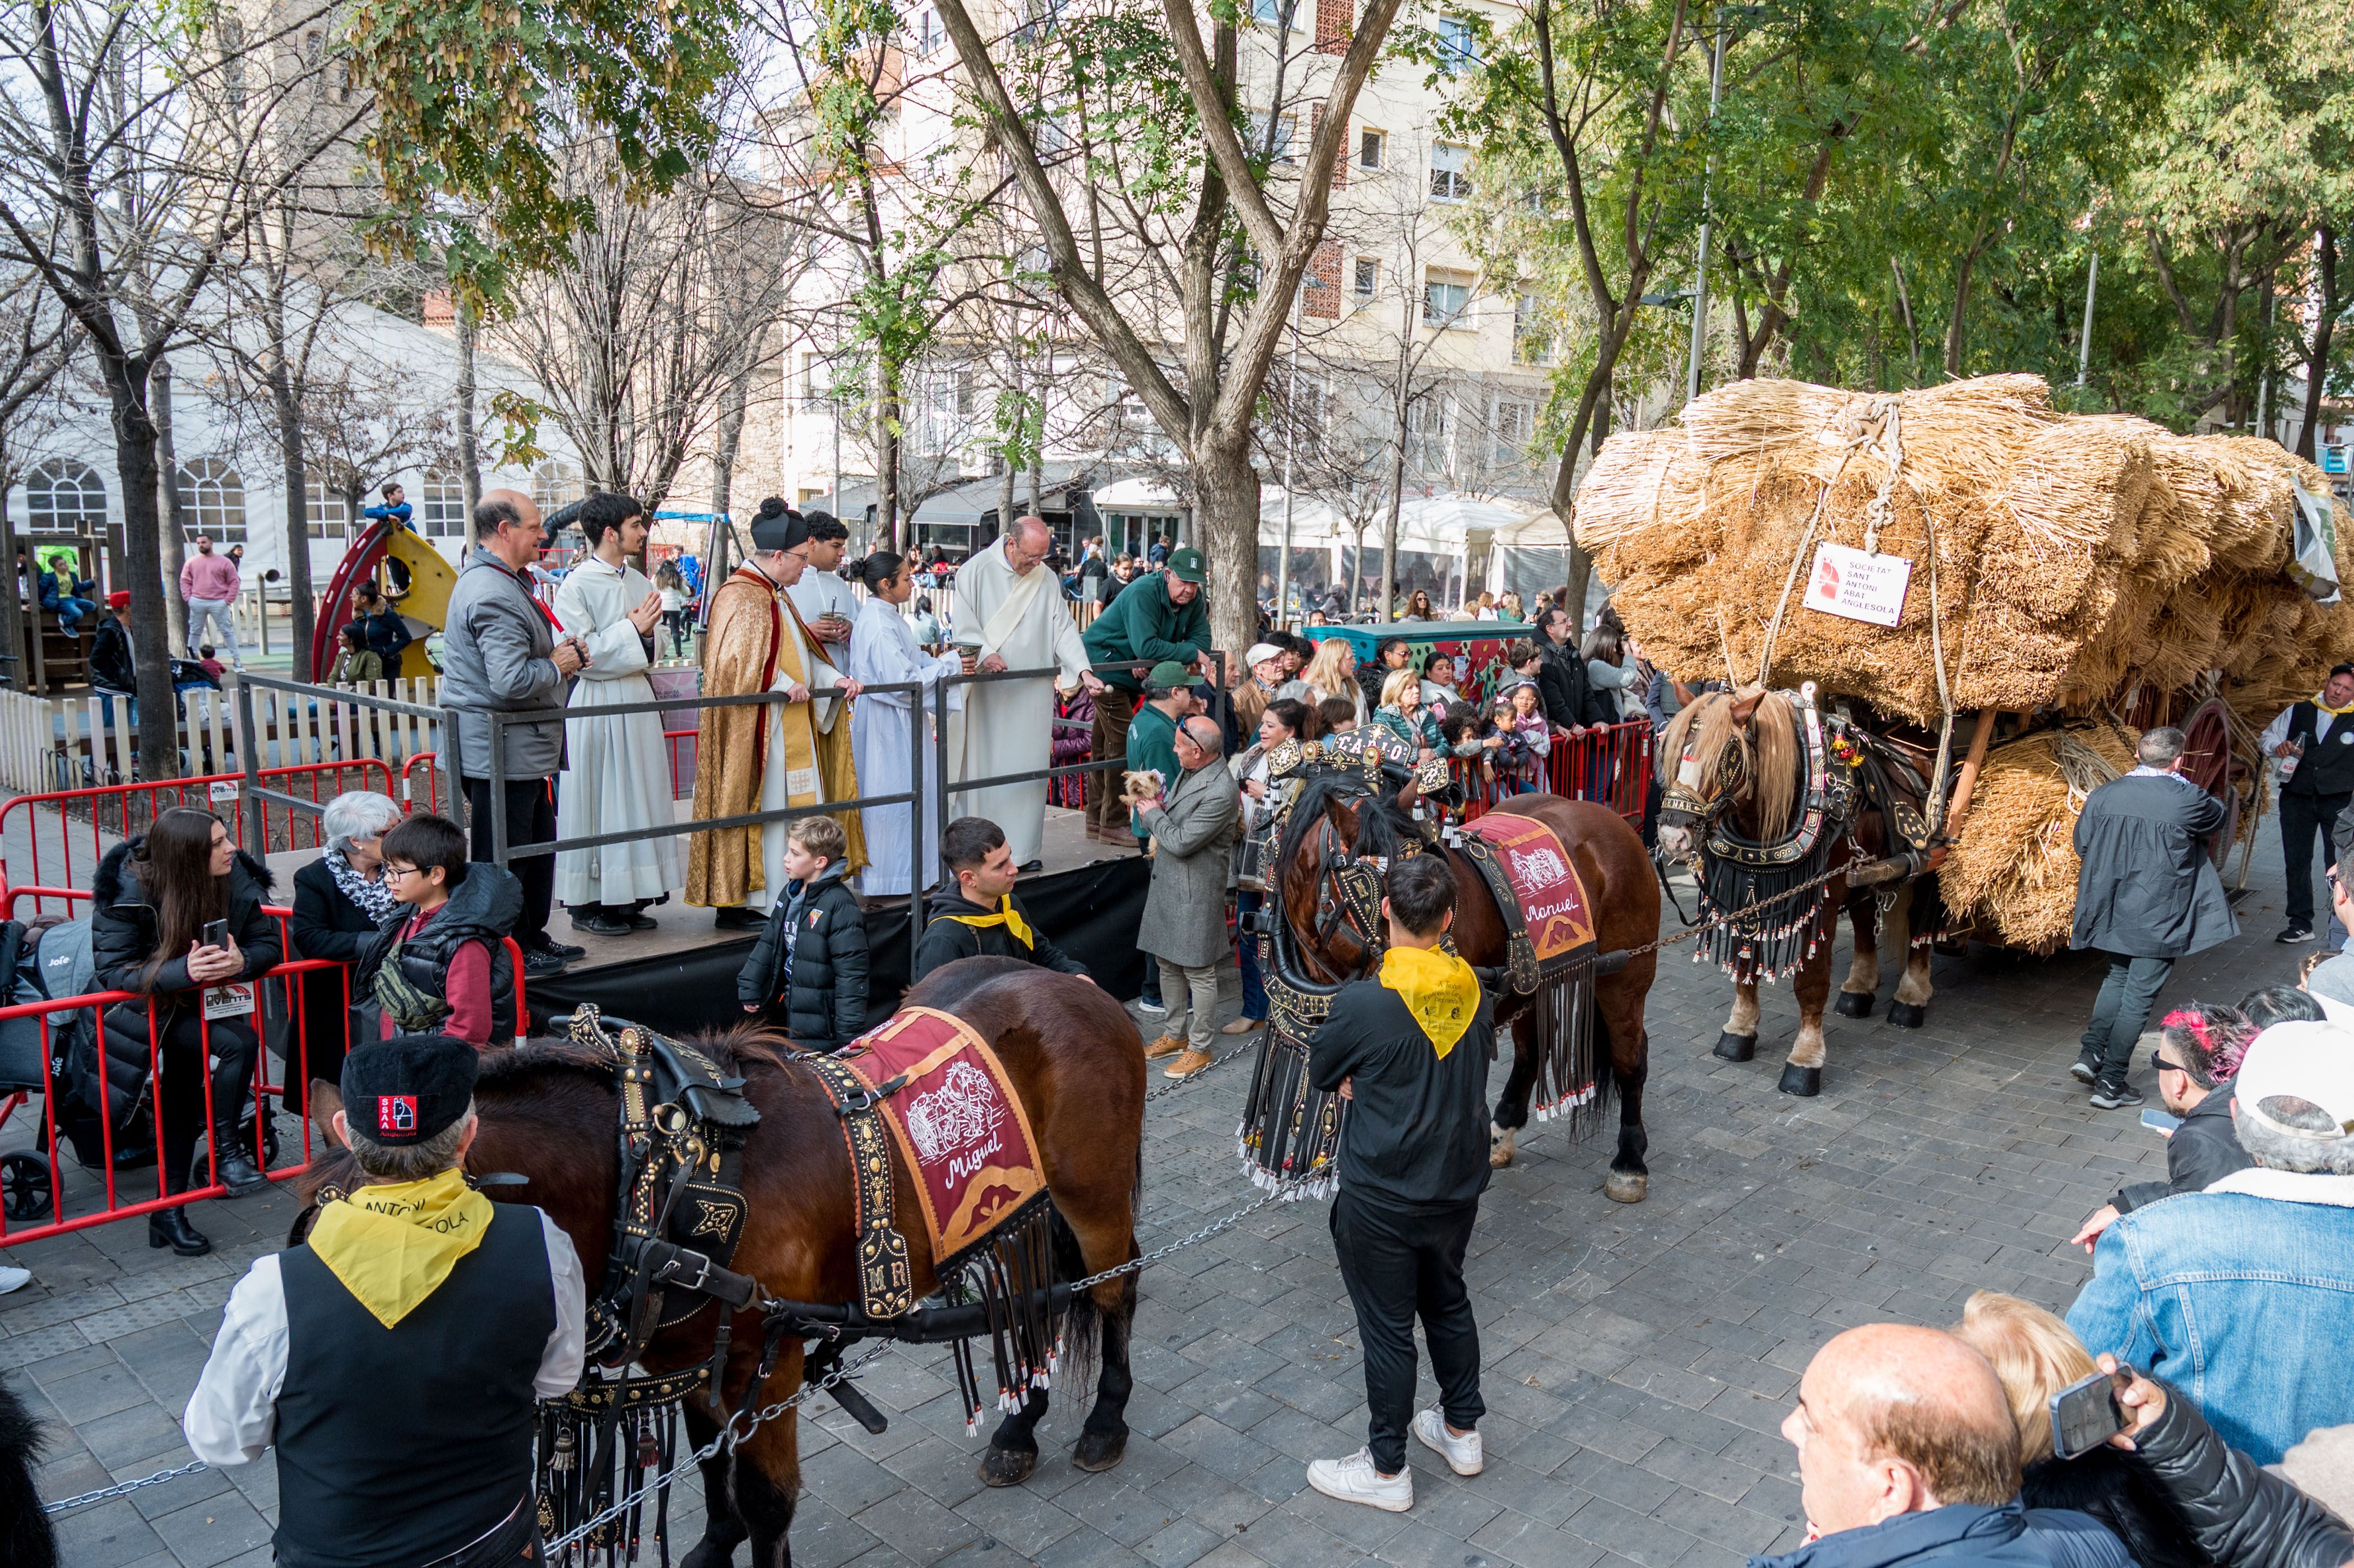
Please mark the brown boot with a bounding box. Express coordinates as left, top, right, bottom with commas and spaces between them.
1163, 1047, 1215, 1080
1143, 1033, 1187, 1060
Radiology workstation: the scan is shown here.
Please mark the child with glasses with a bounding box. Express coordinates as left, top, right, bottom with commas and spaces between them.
354, 814, 525, 1051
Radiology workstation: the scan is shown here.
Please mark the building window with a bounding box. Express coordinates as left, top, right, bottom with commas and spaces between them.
1252, 0, 1289, 21
917, 8, 942, 52
1359, 128, 1385, 170
1435, 13, 1478, 72
304, 480, 349, 540
1514, 290, 1554, 364
1422, 268, 1473, 327
175, 458, 246, 545
1430, 142, 1471, 202
420, 472, 466, 537
532, 459, 583, 514
1496, 399, 1534, 451
24, 460, 106, 533
1354, 258, 1379, 305
1253, 112, 1296, 161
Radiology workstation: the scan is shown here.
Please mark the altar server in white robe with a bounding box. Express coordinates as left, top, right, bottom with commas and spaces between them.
946, 517, 1106, 868
553, 494, 683, 934
846, 549, 964, 895
785, 512, 858, 652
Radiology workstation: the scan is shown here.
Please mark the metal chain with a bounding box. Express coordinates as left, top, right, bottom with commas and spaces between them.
1069, 1168, 1324, 1290
1142, 1032, 1260, 1101
1618, 857, 1855, 963
43, 1459, 210, 1515
541, 1343, 896, 1556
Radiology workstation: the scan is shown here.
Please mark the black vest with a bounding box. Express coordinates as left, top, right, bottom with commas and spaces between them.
274, 1201, 556, 1568
2285, 702, 2354, 796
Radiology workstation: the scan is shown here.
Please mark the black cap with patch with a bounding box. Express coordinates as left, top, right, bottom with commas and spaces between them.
342, 1034, 479, 1144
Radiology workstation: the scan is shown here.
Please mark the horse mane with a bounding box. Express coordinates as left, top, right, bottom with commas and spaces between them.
1662, 686, 1801, 839
1279, 767, 1420, 874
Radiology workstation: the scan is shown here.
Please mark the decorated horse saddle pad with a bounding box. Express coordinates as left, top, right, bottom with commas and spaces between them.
832, 1006, 1050, 1274
1462, 811, 1598, 969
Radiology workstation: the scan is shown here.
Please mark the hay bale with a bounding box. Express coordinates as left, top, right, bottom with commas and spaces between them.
1941, 723, 2140, 952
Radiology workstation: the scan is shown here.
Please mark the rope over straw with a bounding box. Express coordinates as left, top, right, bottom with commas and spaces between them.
1578, 373, 2354, 945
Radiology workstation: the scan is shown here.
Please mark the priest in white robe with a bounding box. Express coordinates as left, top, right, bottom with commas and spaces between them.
846, 550, 964, 895
552, 495, 682, 933
945, 517, 1105, 867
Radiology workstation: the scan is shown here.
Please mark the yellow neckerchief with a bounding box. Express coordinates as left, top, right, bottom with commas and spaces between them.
1379, 944, 1481, 1058
304, 1167, 497, 1329
2316, 691, 2354, 717
940, 894, 1035, 951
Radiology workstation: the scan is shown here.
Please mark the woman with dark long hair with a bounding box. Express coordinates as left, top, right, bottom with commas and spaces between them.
91, 808, 282, 1256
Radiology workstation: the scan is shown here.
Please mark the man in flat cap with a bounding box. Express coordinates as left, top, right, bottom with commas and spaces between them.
688, 498, 868, 928
184, 1035, 586, 1567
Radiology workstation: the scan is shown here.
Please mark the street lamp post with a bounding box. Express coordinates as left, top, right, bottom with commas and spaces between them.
1685, 13, 1729, 405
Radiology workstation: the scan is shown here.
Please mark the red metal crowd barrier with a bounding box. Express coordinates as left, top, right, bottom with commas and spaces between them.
1449, 720, 1652, 828
0, 759, 400, 917
0, 922, 529, 1249
398, 750, 444, 814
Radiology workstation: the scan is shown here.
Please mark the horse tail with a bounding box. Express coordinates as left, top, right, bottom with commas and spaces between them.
0, 1372, 60, 1568
1048, 1139, 1142, 1399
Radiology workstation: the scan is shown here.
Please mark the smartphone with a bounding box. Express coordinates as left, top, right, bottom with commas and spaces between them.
2049, 1370, 2126, 1460
2141, 1107, 2182, 1135
201, 918, 229, 949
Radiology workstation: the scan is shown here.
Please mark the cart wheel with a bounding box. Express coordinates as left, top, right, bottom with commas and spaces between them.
1, 1153, 54, 1221
2180, 698, 2240, 871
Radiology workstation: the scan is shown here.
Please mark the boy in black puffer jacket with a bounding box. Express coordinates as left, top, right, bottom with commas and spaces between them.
351, 813, 523, 1050
738, 815, 869, 1050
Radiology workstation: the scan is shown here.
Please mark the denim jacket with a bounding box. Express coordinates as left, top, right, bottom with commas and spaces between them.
1748, 1501, 2133, 1568
2064, 1177, 2354, 1465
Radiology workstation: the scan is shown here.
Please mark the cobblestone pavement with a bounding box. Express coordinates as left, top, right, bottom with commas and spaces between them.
8, 846, 2310, 1568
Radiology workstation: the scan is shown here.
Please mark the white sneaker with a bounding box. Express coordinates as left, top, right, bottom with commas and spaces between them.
1306, 1447, 1414, 1512
1136, 997, 1167, 1017
0, 1264, 29, 1295
1412, 1409, 1484, 1475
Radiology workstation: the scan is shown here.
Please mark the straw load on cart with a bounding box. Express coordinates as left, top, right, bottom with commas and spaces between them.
1575, 373, 2354, 949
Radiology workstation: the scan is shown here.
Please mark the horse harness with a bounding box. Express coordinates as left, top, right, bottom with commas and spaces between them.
1658, 684, 1945, 981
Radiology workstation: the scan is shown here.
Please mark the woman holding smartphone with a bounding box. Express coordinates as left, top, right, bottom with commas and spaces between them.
92, 808, 282, 1256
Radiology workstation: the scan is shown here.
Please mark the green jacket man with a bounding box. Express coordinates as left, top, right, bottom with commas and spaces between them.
1083, 549, 1212, 694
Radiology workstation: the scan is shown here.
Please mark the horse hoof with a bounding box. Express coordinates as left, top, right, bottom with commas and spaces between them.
681, 1541, 738, 1568
979, 1446, 1039, 1487
1073, 1427, 1129, 1472
1713, 1032, 1756, 1063
1777, 1064, 1822, 1097
1833, 991, 1875, 1019
1604, 1170, 1648, 1204
1489, 1128, 1517, 1168
1887, 1002, 1926, 1029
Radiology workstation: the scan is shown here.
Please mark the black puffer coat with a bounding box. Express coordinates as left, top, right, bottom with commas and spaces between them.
2022, 1448, 2209, 1568
351, 862, 522, 1045
86, 838, 281, 1125
2129, 1375, 2354, 1568
2111, 1082, 2253, 1214
735, 862, 869, 1051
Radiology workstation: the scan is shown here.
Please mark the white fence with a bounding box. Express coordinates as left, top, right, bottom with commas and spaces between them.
0, 676, 443, 797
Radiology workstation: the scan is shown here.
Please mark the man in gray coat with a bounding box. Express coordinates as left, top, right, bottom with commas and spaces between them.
2069, 725, 2237, 1108
1137, 714, 1240, 1080
440, 489, 588, 977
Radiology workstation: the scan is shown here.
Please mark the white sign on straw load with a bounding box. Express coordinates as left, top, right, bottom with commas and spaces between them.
1803, 543, 1913, 628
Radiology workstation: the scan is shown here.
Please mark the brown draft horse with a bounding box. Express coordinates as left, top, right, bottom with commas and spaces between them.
305, 959, 1145, 1568
1277, 775, 1661, 1199
1655, 687, 1935, 1096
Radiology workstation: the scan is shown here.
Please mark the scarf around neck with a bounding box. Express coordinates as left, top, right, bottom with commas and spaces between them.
305, 1167, 497, 1328
1379, 945, 1480, 1057
327, 848, 399, 925
943, 894, 1035, 950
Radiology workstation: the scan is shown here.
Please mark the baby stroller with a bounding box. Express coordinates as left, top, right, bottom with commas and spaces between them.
0, 916, 101, 1222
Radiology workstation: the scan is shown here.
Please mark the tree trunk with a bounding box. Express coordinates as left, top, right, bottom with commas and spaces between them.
1561, 397, 1611, 624
0, 439, 18, 684
154, 358, 190, 653
1193, 434, 1260, 680
100, 355, 179, 781
2299, 224, 2339, 462
456, 296, 483, 545
711, 361, 753, 523
269, 362, 317, 680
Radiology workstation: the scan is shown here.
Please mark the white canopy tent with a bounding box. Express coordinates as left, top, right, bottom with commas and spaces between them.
1257, 489, 1544, 611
